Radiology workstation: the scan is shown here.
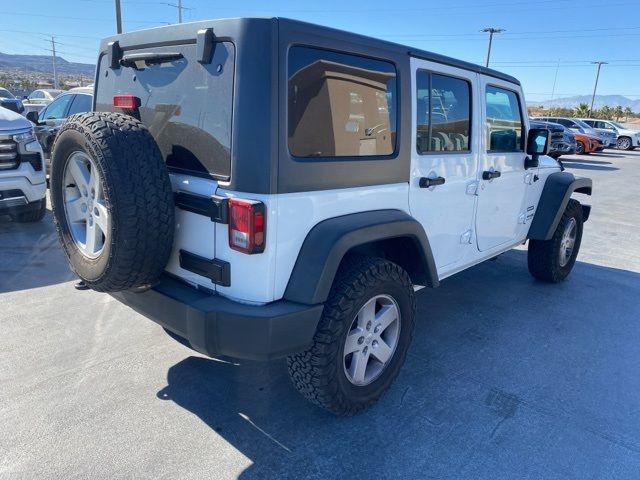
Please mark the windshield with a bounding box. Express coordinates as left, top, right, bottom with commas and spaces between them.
611, 122, 626, 129
0, 88, 15, 99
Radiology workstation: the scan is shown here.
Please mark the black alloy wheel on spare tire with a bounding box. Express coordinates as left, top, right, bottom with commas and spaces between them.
50, 112, 175, 292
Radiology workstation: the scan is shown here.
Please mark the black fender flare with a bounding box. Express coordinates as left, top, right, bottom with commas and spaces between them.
528, 172, 592, 241
283, 209, 439, 305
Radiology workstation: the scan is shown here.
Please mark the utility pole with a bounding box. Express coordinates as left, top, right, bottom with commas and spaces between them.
51, 36, 59, 90
115, 0, 122, 33
589, 61, 607, 116
166, 1, 191, 23
480, 27, 505, 67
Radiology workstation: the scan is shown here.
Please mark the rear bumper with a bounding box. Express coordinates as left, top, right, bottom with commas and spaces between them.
111, 275, 324, 361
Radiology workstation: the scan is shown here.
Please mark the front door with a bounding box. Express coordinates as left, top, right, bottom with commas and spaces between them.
409, 58, 478, 273
475, 80, 530, 251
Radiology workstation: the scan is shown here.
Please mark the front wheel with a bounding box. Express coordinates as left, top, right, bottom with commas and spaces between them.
575, 141, 585, 155
528, 199, 583, 282
617, 136, 632, 150
287, 256, 416, 415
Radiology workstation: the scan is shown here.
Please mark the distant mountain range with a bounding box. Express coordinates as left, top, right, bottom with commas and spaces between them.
0, 52, 95, 76
532, 95, 640, 111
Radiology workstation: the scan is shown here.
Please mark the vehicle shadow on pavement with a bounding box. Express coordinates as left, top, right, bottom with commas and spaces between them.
563, 158, 612, 165
155, 250, 640, 479
0, 209, 76, 293
561, 160, 619, 172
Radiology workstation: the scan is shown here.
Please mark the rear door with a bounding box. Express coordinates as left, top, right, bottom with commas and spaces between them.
94, 41, 235, 289
409, 58, 478, 272
475, 79, 530, 251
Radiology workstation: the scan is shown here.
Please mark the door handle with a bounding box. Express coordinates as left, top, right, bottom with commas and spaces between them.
419, 176, 446, 188
482, 170, 502, 180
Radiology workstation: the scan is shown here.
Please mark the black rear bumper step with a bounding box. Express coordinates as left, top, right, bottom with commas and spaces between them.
174, 191, 228, 223
110, 275, 323, 361
179, 250, 230, 287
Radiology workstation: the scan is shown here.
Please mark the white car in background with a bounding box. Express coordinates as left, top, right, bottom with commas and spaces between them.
579, 118, 640, 150
0, 106, 46, 222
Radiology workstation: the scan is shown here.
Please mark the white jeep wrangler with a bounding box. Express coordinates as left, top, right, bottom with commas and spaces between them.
0, 106, 47, 222
49, 18, 592, 415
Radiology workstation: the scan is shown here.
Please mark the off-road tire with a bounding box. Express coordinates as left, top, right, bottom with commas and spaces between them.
287, 256, 416, 416
13, 198, 46, 222
50, 112, 174, 292
528, 199, 583, 283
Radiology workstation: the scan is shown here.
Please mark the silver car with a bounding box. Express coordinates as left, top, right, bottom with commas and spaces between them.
579, 118, 639, 150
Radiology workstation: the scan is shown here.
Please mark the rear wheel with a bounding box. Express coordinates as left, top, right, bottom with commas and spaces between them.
287, 256, 416, 415
575, 141, 585, 155
528, 199, 583, 283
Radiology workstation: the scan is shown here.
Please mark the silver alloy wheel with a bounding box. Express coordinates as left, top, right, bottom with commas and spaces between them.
62, 151, 108, 258
617, 137, 631, 150
343, 294, 401, 386
576, 141, 584, 154
559, 217, 577, 267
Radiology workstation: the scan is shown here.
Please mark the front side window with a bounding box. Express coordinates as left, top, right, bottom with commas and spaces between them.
416, 71, 471, 153
288, 46, 397, 158
485, 85, 523, 152
41, 94, 74, 120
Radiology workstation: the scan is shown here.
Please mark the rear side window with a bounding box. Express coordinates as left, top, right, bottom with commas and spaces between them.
95, 42, 234, 180
67, 94, 92, 116
416, 71, 471, 153
288, 46, 397, 158
485, 85, 523, 152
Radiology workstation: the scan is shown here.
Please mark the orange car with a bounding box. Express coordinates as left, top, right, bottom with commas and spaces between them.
573, 132, 601, 155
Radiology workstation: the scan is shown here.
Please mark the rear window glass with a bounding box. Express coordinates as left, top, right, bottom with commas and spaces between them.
95, 42, 234, 180
288, 46, 397, 158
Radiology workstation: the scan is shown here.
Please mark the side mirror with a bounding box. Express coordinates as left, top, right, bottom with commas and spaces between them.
527, 126, 549, 152
26, 110, 40, 124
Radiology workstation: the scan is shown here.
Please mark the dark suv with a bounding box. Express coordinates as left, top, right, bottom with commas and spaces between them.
530, 120, 576, 159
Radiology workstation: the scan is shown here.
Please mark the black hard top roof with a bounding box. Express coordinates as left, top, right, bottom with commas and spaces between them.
100, 17, 520, 86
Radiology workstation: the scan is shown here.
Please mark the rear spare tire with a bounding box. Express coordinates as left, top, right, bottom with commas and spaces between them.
50, 112, 174, 292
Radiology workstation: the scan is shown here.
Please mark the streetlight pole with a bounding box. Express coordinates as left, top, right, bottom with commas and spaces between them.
114, 0, 122, 33
481, 27, 505, 67
589, 61, 607, 116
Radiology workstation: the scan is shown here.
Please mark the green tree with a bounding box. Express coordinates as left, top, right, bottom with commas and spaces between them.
574, 102, 590, 117
614, 105, 624, 121
601, 106, 614, 120
624, 107, 633, 121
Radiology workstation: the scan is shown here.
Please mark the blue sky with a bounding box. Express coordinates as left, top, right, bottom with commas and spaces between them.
1, 0, 639, 102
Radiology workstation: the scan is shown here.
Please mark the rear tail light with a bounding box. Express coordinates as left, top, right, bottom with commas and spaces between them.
113, 94, 141, 109
228, 198, 265, 254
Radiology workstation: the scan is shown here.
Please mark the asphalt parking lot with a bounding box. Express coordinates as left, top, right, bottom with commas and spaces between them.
2, 150, 639, 479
